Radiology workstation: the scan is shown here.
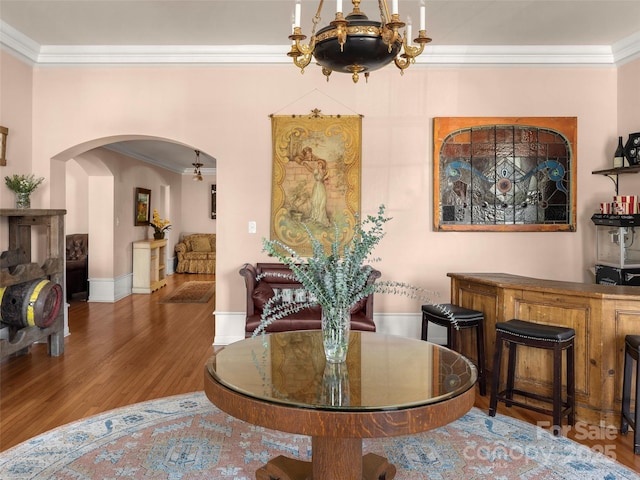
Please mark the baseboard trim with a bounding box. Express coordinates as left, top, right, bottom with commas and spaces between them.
213, 311, 447, 346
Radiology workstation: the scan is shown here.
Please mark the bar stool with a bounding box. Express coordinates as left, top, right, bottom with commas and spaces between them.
488, 319, 575, 436
421, 303, 486, 396
621, 334, 640, 454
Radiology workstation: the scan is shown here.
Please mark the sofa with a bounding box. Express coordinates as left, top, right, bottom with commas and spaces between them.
175, 233, 216, 274
240, 262, 381, 337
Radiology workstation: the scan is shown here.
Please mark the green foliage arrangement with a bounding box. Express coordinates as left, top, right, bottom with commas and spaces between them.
4, 174, 45, 194
255, 204, 455, 337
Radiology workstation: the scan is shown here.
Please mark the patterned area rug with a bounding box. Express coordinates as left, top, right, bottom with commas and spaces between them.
1, 392, 638, 479
159, 281, 215, 304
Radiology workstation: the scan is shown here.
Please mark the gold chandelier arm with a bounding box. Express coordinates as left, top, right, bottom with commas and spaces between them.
295, 34, 316, 56
403, 42, 426, 60
293, 52, 313, 72
394, 55, 411, 72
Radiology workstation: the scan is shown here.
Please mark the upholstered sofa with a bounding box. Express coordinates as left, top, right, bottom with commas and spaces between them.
175, 233, 216, 274
240, 262, 381, 337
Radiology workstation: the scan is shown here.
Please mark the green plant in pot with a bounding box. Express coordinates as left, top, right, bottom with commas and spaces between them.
256, 204, 455, 363
4, 174, 45, 209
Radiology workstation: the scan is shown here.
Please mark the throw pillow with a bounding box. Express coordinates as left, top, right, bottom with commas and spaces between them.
191, 237, 211, 252
252, 281, 275, 310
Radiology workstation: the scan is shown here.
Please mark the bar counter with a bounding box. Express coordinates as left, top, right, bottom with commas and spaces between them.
448, 272, 640, 427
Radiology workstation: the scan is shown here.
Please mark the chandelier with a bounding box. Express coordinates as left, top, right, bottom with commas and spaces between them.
288, 0, 431, 83
192, 149, 203, 181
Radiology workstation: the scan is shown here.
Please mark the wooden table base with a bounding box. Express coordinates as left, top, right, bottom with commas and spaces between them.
256, 437, 396, 480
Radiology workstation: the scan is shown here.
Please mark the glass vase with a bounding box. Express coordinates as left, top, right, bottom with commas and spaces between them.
320, 361, 350, 406
15, 192, 31, 209
321, 306, 350, 363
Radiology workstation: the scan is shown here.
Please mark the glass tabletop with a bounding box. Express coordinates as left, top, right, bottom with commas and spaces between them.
207, 331, 477, 411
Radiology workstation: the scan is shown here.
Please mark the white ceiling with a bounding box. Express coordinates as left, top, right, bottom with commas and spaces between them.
2, 0, 639, 173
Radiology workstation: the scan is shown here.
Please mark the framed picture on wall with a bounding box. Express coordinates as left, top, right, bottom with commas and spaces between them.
211, 184, 216, 219
269, 110, 362, 256
433, 117, 577, 232
135, 187, 151, 226
0, 126, 7, 166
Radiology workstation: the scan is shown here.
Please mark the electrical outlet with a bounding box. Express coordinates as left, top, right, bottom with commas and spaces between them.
248, 221, 256, 234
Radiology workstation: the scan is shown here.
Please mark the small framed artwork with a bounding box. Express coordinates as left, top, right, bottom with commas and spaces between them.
211, 184, 216, 220
135, 187, 151, 226
0, 126, 8, 166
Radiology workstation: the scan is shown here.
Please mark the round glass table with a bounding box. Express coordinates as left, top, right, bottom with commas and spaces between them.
204, 330, 477, 480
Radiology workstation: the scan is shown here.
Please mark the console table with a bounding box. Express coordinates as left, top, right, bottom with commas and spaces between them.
132, 239, 167, 294
449, 272, 640, 427
204, 331, 476, 480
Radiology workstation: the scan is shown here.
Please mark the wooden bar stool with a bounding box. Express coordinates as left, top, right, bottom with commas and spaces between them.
421, 303, 486, 396
621, 334, 640, 454
488, 319, 575, 436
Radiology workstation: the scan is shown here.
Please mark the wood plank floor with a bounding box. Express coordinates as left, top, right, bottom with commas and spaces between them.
1, 273, 639, 474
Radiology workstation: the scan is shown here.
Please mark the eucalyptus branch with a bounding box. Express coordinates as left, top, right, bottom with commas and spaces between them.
255, 204, 454, 336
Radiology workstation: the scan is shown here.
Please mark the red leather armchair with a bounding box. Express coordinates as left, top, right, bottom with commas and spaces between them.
239, 262, 380, 337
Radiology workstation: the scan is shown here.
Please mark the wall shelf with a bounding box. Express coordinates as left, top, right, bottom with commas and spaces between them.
592, 165, 640, 195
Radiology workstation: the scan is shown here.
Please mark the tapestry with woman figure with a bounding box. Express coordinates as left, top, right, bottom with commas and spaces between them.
270, 110, 362, 256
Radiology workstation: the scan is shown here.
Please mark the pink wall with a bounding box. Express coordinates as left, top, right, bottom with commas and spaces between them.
4, 50, 640, 322
0, 52, 33, 205
180, 173, 216, 235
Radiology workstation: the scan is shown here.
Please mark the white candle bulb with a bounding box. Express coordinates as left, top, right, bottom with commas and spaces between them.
406, 17, 412, 44
420, 0, 426, 30
294, 0, 301, 27
337, 0, 342, 13
392, 0, 398, 15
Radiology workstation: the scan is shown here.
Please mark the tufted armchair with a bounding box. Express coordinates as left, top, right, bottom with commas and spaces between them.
175, 233, 216, 273
66, 233, 88, 300
240, 262, 380, 337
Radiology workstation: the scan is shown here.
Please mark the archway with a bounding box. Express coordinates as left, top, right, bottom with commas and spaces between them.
52, 135, 213, 302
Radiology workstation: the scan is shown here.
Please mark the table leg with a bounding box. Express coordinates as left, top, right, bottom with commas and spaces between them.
312, 437, 361, 479
255, 437, 396, 480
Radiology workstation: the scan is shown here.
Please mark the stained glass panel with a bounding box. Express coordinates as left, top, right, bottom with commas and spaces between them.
434, 117, 577, 232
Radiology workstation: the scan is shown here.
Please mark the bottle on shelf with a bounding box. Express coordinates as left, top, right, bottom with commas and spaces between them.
614, 136, 625, 168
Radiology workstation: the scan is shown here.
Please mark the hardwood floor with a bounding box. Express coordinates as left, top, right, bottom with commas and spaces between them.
1, 273, 639, 474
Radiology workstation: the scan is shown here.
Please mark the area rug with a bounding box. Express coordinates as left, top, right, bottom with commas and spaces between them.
1, 392, 638, 480
159, 281, 215, 304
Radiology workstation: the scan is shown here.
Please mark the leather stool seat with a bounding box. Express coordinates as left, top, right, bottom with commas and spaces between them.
621, 334, 640, 454
421, 303, 486, 396
495, 319, 576, 342
489, 319, 576, 436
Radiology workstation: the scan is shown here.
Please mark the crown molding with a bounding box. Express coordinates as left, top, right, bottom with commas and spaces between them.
2, 20, 640, 67
0, 20, 39, 65
613, 30, 640, 66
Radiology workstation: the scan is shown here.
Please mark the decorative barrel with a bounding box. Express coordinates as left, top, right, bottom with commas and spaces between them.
0, 279, 63, 328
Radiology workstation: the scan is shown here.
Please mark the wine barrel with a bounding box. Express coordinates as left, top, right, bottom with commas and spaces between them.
0, 279, 63, 328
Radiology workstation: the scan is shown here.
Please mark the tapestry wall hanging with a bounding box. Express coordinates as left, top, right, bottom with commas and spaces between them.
433, 117, 577, 232
270, 110, 362, 256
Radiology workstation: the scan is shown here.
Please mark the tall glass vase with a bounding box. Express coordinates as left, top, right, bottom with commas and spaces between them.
321, 306, 350, 363
15, 192, 31, 209
320, 362, 350, 406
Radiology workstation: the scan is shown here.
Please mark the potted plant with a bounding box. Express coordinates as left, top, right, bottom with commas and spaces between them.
150, 209, 171, 239
4, 174, 45, 209
257, 204, 455, 362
